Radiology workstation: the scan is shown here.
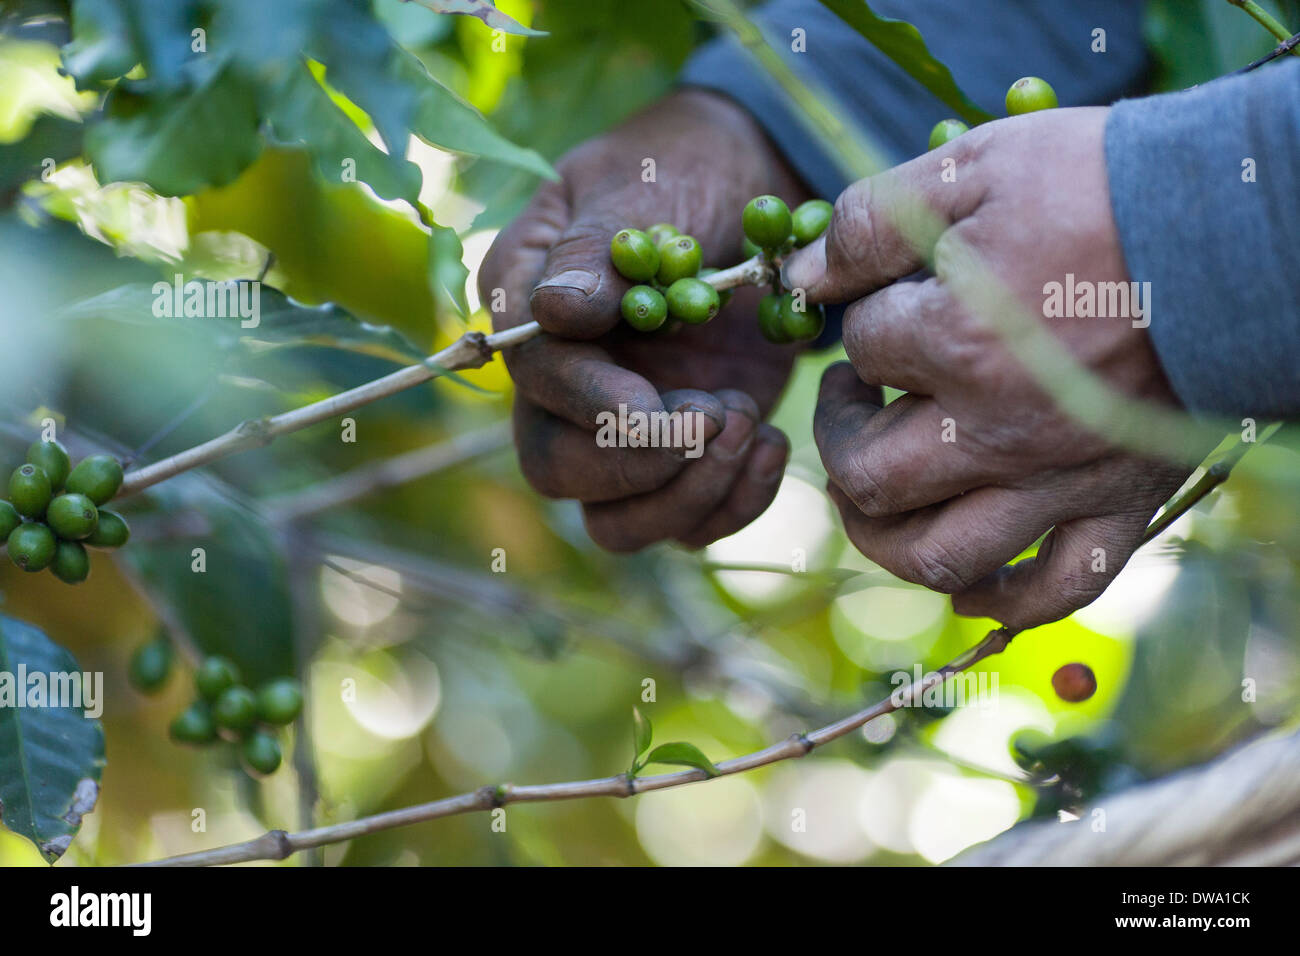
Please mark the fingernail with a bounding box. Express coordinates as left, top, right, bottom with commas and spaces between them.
532, 269, 600, 299
673, 400, 725, 431
781, 239, 825, 291
753, 434, 788, 481
712, 410, 756, 458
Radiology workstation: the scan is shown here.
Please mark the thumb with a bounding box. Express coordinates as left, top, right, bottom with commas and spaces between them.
528, 201, 629, 340
951, 513, 1148, 631
782, 136, 986, 305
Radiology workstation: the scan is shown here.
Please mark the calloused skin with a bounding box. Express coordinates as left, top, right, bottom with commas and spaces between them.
784, 107, 1198, 630
479, 89, 811, 552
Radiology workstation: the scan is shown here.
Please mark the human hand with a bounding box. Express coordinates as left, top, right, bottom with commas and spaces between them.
784, 108, 1197, 629
481, 89, 807, 551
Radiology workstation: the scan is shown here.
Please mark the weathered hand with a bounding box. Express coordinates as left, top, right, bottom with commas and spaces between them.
481, 90, 808, 551
785, 108, 1197, 629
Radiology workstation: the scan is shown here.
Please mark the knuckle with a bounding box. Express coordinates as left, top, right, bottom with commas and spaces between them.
827, 182, 884, 275
904, 540, 972, 594
1057, 566, 1103, 608
838, 456, 898, 519
949, 120, 995, 166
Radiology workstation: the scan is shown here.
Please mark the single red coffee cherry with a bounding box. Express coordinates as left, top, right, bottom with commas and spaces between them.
1052, 662, 1097, 702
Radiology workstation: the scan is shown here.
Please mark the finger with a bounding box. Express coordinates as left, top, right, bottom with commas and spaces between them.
812, 361, 885, 441
528, 198, 631, 341
504, 334, 679, 432
828, 483, 1056, 595
582, 394, 760, 553
841, 278, 954, 394
782, 129, 989, 303
677, 424, 790, 548
815, 366, 993, 517
481, 179, 569, 333
512, 397, 724, 503
950, 512, 1151, 630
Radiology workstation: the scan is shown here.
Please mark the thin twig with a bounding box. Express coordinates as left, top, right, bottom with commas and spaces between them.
117, 322, 542, 498
707, 254, 772, 290
133, 626, 1014, 866
1141, 425, 1280, 541
123, 380, 220, 469
1227, 0, 1300, 49
115, 266, 760, 500
1233, 29, 1300, 73
126, 419, 1280, 867
266, 421, 511, 524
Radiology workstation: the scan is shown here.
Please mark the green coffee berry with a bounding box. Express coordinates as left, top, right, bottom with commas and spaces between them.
742, 195, 793, 250
242, 730, 283, 775
84, 509, 129, 549
758, 294, 791, 344
1005, 76, 1057, 115
778, 294, 826, 342
0, 500, 20, 539
26, 440, 70, 491
256, 678, 304, 726
610, 228, 660, 282
9, 464, 51, 518
656, 235, 703, 285
195, 655, 241, 701
65, 454, 124, 505
742, 237, 762, 260
698, 268, 733, 308
213, 685, 258, 733
170, 702, 217, 745
665, 277, 721, 325
8, 522, 56, 572
50, 540, 89, 584
621, 285, 669, 332
46, 493, 98, 540
791, 199, 833, 248
647, 223, 681, 248
129, 637, 173, 694
928, 118, 970, 150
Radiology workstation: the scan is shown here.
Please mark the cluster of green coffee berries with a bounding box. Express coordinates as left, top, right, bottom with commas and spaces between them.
609, 194, 833, 344
0, 440, 129, 583
928, 76, 1058, 150
130, 638, 303, 775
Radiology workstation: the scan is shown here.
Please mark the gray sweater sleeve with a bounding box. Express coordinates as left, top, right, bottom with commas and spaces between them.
1106, 63, 1300, 418
679, 0, 1150, 200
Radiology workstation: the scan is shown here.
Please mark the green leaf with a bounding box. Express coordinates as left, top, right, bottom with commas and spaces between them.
0, 615, 106, 864
643, 741, 719, 777
407, 0, 547, 37
633, 706, 653, 760
127, 0, 203, 92
400, 51, 556, 180
309, 5, 420, 160
816, 0, 994, 125
62, 0, 138, 88
124, 483, 294, 686
0, 114, 83, 195
428, 222, 471, 319
63, 0, 202, 91
61, 281, 429, 364
84, 61, 264, 196
266, 62, 423, 207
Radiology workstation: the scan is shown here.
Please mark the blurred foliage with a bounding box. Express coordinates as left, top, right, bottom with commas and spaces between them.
0, 0, 1298, 867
